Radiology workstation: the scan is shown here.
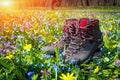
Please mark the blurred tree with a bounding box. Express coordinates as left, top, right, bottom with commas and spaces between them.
13, 0, 120, 8
45, 0, 61, 9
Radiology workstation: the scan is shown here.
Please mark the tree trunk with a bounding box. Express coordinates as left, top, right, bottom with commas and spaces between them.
115, 0, 120, 6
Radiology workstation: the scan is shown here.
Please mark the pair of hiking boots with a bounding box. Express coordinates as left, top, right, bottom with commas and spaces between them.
42, 18, 103, 64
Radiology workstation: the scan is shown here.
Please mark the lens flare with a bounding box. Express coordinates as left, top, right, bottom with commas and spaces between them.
2, 0, 11, 6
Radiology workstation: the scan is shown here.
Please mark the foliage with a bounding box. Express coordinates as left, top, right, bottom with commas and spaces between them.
0, 8, 120, 80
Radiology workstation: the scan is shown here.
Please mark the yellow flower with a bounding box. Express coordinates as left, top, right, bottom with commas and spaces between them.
6, 54, 14, 59
6, 30, 10, 33
60, 73, 75, 80
112, 44, 117, 48
94, 66, 100, 74
108, 27, 112, 31
23, 44, 32, 51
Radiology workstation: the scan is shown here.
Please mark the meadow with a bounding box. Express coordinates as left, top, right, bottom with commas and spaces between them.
0, 8, 120, 80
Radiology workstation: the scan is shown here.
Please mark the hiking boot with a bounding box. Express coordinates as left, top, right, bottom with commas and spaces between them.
41, 18, 78, 55
64, 18, 104, 64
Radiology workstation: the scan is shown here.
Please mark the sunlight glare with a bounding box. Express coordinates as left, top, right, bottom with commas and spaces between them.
2, 0, 11, 6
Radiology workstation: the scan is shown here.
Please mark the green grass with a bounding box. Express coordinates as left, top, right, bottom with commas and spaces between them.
0, 8, 120, 80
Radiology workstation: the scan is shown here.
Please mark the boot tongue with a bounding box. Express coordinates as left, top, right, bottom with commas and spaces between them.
79, 19, 88, 28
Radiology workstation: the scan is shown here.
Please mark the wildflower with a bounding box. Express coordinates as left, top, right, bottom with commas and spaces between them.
37, 64, 40, 67
70, 59, 76, 65
62, 66, 68, 71
100, 48, 106, 53
21, 26, 25, 32
40, 69, 50, 79
112, 44, 117, 48
97, 59, 102, 64
114, 60, 120, 67
6, 54, 14, 59
108, 27, 112, 31
59, 62, 63, 65
94, 66, 100, 73
23, 44, 32, 51
68, 68, 71, 72
103, 30, 110, 36
11, 35, 17, 39
30, 64, 34, 68
38, 36, 41, 42
27, 71, 35, 80
60, 73, 75, 80
43, 54, 52, 59
60, 54, 65, 59
116, 19, 120, 24
5, 30, 9, 33
53, 65, 60, 72
75, 65, 79, 69
26, 22, 32, 29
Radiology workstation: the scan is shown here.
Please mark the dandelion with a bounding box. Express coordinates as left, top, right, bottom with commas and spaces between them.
108, 27, 112, 31
5, 30, 9, 33
60, 73, 75, 80
94, 66, 100, 73
112, 44, 117, 49
6, 54, 14, 59
23, 44, 32, 51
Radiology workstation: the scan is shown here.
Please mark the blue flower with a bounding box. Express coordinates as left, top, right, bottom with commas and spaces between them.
68, 68, 71, 72
100, 48, 105, 53
59, 50, 63, 54
53, 65, 60, 72
12, 35, 17, 39
92, 56, 97, 60
43, 54, 52, 59
27, 71, 35, 80
37, 64, 40, 67
75, 65, 79, 69
89, 69, 93, 73
30, 64, 34, 68
62, 66, 68, 71
97, 59, 102, 66
70, 59, 76, 65
59, 62, 63, 65
38, 36, 41, 42
60, 54, 65, 59
14, 57, 18, 62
